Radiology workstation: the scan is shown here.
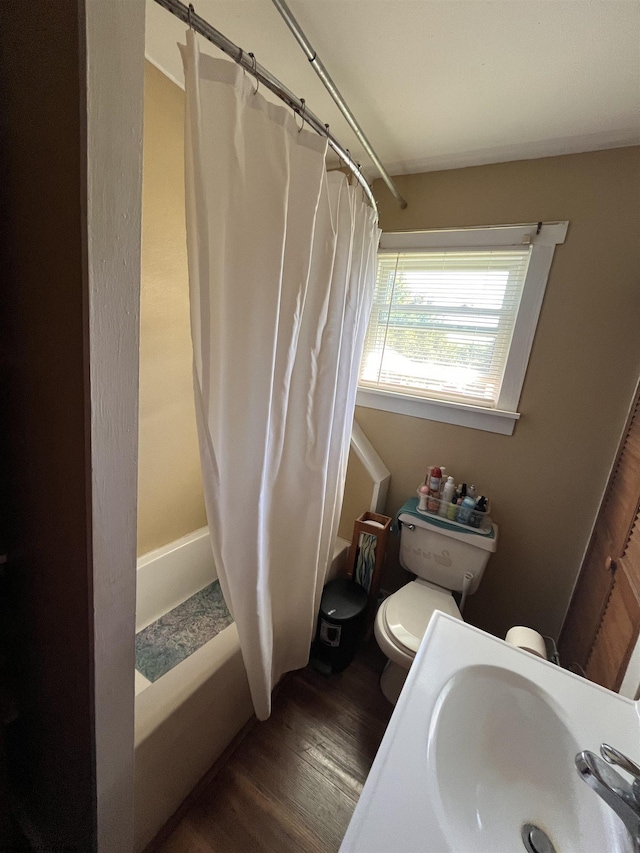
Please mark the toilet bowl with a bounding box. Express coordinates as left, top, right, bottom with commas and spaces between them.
375, 578, 462, 703
374, 501, 498, 704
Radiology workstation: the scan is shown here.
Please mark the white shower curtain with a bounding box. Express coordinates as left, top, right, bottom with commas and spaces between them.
181, 31, 380, 720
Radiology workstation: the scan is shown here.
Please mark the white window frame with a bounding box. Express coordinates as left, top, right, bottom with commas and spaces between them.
356, 221, 569, 436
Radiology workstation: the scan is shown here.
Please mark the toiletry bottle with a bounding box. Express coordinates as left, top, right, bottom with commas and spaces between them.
439, 476, 455, 516
417, 484, 429, 512
469, 495, 488, 528
439, 467, 447, 491
427, 466, 442, 512
447, 492, 459, 521
456, 494, 476, 525
460, 483, 467, 499
468, 484, 476, 499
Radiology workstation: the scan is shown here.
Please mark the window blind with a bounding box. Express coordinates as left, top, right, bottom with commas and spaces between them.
359, 248, 532, 408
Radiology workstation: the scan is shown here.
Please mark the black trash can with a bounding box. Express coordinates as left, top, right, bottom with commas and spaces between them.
311, 578, 368, 674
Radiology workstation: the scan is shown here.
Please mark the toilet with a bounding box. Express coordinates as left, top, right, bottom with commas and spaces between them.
374, 509, 498, 704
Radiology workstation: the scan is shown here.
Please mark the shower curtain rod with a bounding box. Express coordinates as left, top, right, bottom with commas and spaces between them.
153, 0, 384, 213
271, 0, 407, 210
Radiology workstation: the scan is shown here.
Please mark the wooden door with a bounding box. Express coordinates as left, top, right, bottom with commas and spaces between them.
585, 543, 640, 691
559, 388, 640, 680
559, 525, 616, 672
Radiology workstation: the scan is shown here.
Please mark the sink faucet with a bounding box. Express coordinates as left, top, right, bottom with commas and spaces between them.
576, 744, 640, 851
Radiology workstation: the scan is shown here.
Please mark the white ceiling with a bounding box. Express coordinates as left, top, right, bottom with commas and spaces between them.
146, 0, 640, 179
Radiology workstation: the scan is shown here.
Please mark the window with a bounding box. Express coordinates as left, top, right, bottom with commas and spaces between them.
357, 222, 568, 435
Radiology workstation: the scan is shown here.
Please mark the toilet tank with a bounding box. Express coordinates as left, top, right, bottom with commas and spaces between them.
398, 512, 498, 595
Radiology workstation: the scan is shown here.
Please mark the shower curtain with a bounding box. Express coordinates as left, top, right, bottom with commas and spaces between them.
181, 31, 380, 719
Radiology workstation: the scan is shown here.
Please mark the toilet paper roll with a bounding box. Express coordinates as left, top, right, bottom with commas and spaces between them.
505, 626, 548, 660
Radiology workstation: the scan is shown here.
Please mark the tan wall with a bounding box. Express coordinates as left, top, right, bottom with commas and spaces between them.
339, 448, 375, 541
366, 147, 640, 640
138, 62, 207, 556
137, 66, 639, 640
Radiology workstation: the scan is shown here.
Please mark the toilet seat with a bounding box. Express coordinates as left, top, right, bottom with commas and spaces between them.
375, 580, 462, 669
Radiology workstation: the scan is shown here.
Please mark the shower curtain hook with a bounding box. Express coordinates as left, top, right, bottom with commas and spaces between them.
187, 3, 195, 30
238, 47, 250, 87
341, 149, 353, 175
248, 53, 259, 95
295, 98, 306, 133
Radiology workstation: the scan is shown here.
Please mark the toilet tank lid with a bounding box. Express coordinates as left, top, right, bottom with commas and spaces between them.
398, 507, 498, 553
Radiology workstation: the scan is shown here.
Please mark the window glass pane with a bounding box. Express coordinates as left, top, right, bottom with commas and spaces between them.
360, 248, 531, 407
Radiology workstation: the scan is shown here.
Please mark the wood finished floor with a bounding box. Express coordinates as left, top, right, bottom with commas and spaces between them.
158, 643, 393, 853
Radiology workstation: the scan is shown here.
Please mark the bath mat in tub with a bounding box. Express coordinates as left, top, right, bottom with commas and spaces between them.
135, 580, 233, 682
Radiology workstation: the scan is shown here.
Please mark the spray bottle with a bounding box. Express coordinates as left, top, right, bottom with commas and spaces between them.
439, 476, 456, 516
427, 467, 442, 512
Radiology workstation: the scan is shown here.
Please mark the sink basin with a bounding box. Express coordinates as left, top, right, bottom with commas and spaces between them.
340, 613, 639, 853
430, 665, 625, 853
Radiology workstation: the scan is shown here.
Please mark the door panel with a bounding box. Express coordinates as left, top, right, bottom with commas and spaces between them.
559, 524, 615, 671
585, 564, 640, 691
559, 387, 640, 679
622, 517, 640, 592
600, 396, 640, 557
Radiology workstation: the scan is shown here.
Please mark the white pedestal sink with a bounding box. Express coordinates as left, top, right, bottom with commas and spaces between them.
340, 612, 640, 853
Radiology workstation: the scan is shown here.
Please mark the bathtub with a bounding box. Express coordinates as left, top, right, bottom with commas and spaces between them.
133, 527, 350, 851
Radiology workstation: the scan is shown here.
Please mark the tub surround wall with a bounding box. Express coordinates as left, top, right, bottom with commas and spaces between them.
136, 526, 216, 632
339, 449, 380, 541
369, 146, 640, 640
138, 61, 207, 556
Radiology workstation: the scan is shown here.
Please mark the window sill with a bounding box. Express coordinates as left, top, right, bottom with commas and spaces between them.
356, 387, 520, 435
